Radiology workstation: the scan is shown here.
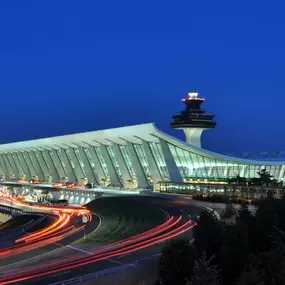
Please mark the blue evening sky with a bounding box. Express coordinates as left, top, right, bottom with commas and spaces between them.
0, 0, 284, 153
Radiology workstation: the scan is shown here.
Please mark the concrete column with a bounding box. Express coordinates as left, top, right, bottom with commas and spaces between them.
35, 151, 51, 179
113, 144, 132, 183
86, 146, 106, 181
77, 146, 99, 185
127, 142, 149, 188
28, 151, 45, 181
142, 141, 162, 184
49, 149, 67, 181
68, 148, 85, 181
100, 145, 122, 187
43, 150, 60, 181
17, 152, 32, 178
6, 153, 20, 179
22, 152, 37, 177
60, 149, 77, 183
159, 138, 183, 182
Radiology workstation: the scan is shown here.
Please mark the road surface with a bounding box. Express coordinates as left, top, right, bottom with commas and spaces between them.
0, 196, 201, 285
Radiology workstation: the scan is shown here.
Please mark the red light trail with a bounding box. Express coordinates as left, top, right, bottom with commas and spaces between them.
0, 215, 196, 284
0, 196, 91, 259
0, 195, 197, 285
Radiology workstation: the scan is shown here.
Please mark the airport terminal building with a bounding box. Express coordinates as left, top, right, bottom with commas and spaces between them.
0, 93, 284, 190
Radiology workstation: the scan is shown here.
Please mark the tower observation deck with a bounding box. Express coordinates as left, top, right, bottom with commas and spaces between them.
171, 92, 216, 148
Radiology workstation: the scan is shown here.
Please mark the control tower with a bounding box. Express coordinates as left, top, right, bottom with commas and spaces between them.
171, 92, 216, 148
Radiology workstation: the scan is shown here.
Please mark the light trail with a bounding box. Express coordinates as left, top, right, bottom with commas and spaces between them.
1, 217, 178, 278
0, 215, 197, 284
0, 219, 196, 285
0, 196, 91, 259
0, 193, 197, 285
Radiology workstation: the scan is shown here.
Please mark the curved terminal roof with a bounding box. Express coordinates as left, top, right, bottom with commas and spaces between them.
0, 123, 284, 167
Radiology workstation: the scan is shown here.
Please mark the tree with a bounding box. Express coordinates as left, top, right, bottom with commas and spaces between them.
187, 250, 221, 285
237, 203, 253, 224
221, 203, 236, 223
258, 227, 285, 284
266, 190, 274, 200
281, 191, 285, 201
159, 239, 197, 285
257, 169, 273, 186
193, 210, 223, 257
236, 263, 265, 285
252, 199, 285, 252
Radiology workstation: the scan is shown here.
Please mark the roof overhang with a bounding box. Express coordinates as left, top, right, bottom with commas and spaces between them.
0, 123, 284, 166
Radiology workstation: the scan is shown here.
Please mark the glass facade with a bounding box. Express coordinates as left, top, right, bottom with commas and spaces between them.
149, 142, 169, 180
168, 143, 283, 182
84, 148, 98, 174
120, 145, 136, 179
0, 134, 284, 187
56, 149, 68, 176
106, 146, 123, 182
65, 149, 75, 169
133, 144, 151, 181
74, 148, 87, 177
94, 147, 109, 178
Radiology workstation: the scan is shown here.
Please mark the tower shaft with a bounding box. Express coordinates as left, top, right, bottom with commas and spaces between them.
182, 128, 206, 148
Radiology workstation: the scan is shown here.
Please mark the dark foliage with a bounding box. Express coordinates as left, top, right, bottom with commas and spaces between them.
189, 250, 221, 285
158, 174, 285, 285
221, 203, 236, 222
159, 239, 197, 285
193, 210, 223, 257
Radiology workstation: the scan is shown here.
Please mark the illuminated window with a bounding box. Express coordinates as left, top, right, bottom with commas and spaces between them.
149, 143, 170, 180
120, 145, 136, 179
133, 144, 151, 180
94, 147, 109, 178
106, 146, 123, 182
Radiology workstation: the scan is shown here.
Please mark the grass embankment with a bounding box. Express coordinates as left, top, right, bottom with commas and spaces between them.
81, 196, 165, 244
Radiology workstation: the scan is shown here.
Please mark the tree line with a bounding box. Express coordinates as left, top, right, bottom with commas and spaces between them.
229, 169, 282, 187
156, 194, 285, 285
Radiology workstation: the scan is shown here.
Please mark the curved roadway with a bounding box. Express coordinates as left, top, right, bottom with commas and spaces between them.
0, 196, 201, 285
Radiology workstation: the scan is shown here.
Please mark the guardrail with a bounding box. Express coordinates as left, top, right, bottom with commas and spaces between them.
49, 253, 162, 285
